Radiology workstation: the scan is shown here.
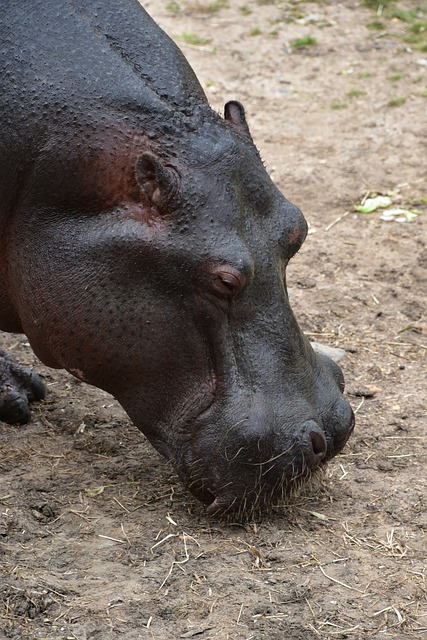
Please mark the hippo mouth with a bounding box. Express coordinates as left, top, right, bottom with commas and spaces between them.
185, 451, 317, 519
179, 411, 355, 519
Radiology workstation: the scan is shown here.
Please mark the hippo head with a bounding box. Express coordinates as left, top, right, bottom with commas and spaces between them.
13, 101, 354, 517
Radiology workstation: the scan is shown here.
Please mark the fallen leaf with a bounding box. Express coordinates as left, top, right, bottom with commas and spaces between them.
85, 486, 105, 498
380, 208, 420, 223
356, 196, 392, 213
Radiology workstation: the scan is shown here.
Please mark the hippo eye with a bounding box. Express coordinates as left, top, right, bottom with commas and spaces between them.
211, 268, 246, 298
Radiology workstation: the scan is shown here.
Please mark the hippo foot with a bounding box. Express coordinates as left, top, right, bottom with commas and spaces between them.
0, 349, 46, 424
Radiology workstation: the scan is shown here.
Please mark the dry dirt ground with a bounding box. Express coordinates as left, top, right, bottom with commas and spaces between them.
1, 1, 426, 638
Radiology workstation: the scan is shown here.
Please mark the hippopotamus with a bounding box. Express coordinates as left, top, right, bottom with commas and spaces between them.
0, 0, 354, 516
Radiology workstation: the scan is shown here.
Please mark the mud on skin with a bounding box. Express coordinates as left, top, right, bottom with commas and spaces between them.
0, 0, 354, 517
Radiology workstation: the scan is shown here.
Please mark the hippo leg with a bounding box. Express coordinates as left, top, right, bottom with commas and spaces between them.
0, 350, 46, 424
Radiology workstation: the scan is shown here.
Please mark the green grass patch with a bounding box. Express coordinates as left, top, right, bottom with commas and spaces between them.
290, 35, 317, 48
409, 21, 427, 34
388, 96, 406, 107
239, 5, 252, 15
330, 102, 347, 110
186, 0, 229, 13
386, 7, 419, 22
363, 1, 425, 26
179, 32, 211, 45
387, 72, 404, 82
420, 88, 427, 97
363, 0, 393, 9
364, 1, 427, 53
367, 20, 386, 30
347, 88, 367, 98
250, 27, 262, 36
166, 1, 181, 13
403, 32, 424, 44
400, 19, 427, 49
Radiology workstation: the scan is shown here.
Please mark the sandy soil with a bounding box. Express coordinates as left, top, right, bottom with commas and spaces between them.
1, 1, 426, 638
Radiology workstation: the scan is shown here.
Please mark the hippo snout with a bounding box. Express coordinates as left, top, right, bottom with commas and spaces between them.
181, 390, 355, 518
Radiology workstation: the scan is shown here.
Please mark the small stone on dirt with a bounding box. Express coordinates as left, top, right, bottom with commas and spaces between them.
310, 342, 346, 363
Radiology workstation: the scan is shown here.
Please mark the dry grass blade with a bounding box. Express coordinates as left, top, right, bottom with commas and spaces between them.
318, 564, 366, 594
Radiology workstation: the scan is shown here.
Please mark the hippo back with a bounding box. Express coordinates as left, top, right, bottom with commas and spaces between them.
0, 0, 206, 116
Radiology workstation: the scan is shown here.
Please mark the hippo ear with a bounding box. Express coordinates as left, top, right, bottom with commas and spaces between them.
224, 100, 252, 139
135, 153, 179, 211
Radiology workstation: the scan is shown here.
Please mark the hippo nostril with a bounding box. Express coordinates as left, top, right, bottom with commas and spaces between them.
310, 430, 327, 458
301, 424, 327, 470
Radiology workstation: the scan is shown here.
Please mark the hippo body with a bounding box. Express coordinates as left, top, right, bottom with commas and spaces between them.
0, 0, 354, 516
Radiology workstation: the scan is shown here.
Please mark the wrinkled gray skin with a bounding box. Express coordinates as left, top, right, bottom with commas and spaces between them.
0, 0, 354, 517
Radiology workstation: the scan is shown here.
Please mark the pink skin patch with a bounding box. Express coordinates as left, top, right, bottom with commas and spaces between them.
75, 127, 164, 227
289, 224, 303, 247
69, 368, 89, 383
